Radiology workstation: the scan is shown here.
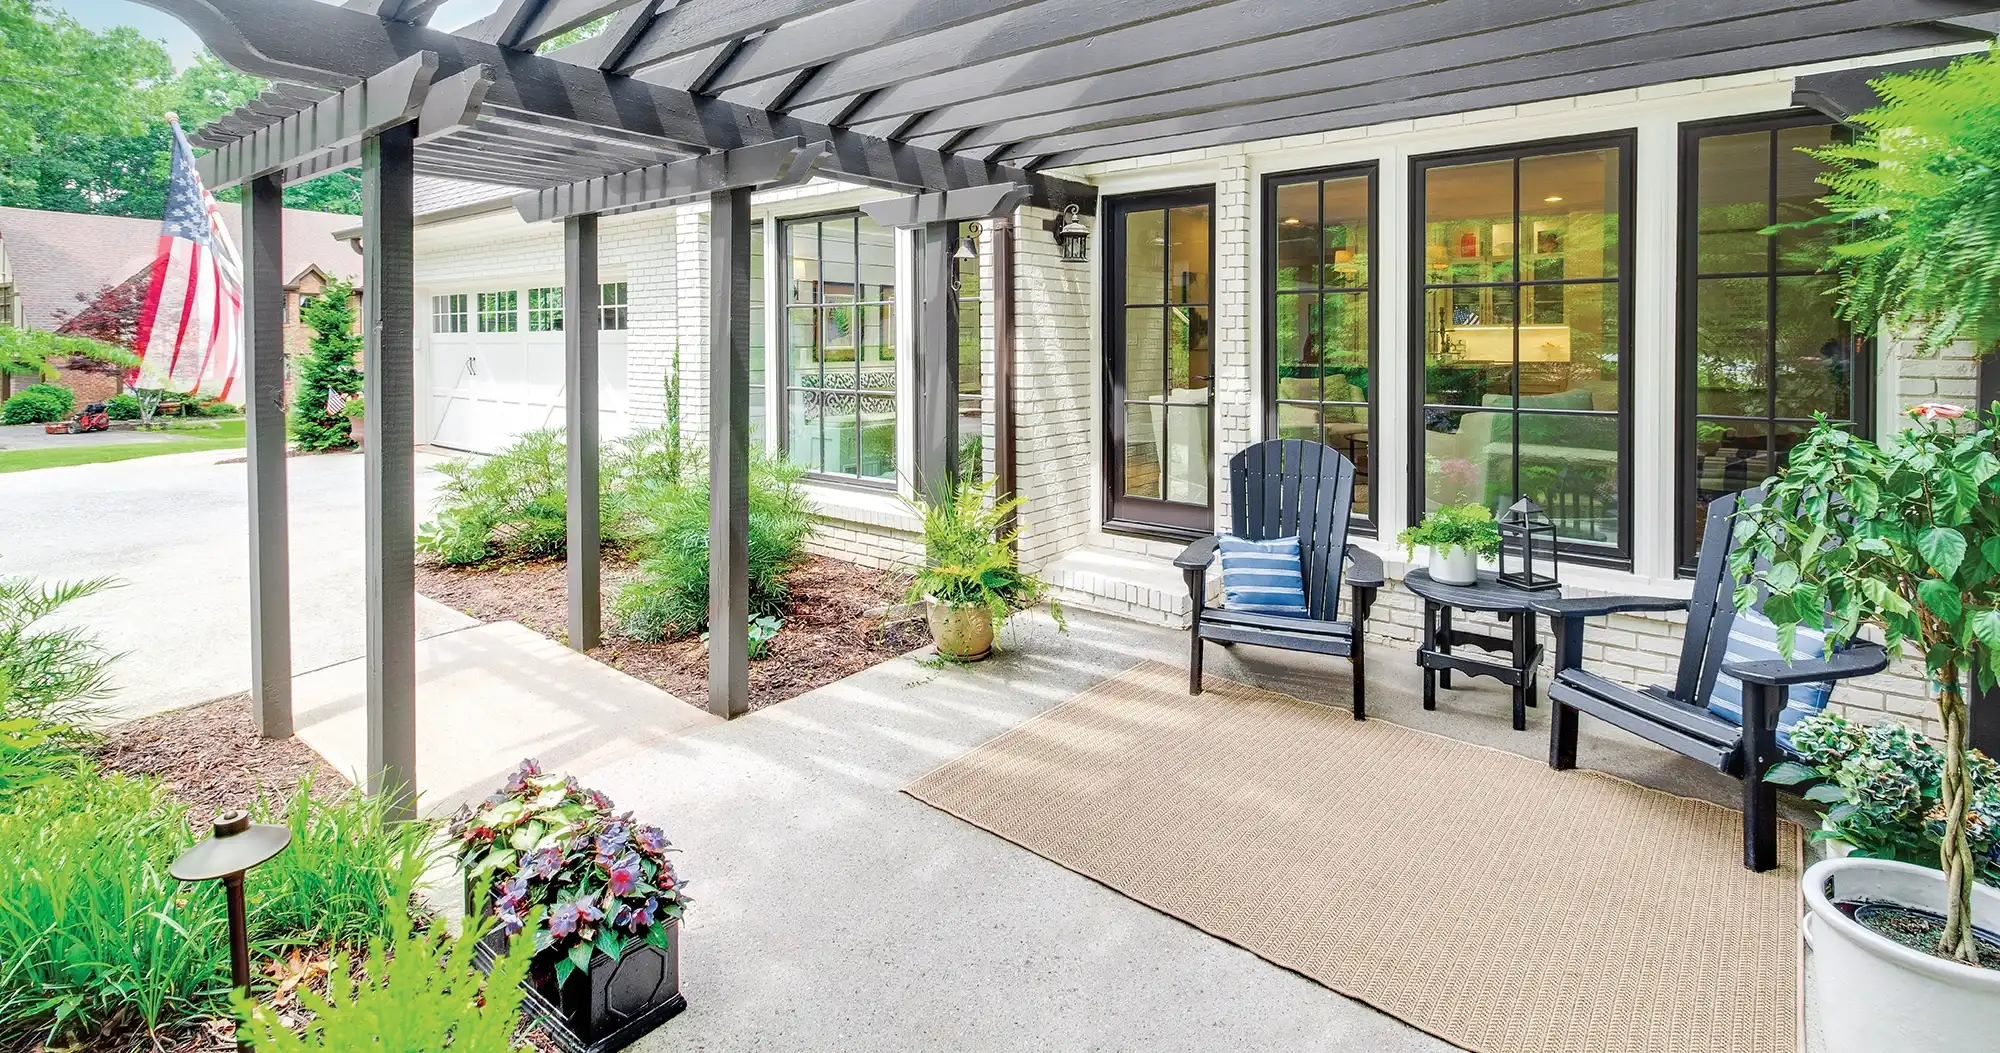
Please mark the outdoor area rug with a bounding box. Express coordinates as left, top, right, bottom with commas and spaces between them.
905, 661, 1802, 1053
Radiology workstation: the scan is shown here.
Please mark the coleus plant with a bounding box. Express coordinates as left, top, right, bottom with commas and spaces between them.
451, 760, 688, 985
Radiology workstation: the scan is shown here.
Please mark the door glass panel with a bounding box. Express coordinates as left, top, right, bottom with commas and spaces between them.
1125, 308, 1165, 402
1169, 306, 1210, 392
1166, 402, 1210, 505
1125, 210, 1166, 303
1123, 402, 1163, 499
1168, 205, 1211, 303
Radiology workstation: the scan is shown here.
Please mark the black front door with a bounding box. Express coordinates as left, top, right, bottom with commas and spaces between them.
1104, 187, 1216, 537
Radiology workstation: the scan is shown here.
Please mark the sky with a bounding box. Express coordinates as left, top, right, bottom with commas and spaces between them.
52, 0, 507, 66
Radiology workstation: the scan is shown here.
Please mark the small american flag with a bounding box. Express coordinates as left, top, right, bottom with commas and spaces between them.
130, 115, 243, 404
325, 388, 351, 417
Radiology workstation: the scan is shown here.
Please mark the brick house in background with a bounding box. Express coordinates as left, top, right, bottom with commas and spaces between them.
0, 205, 362, 406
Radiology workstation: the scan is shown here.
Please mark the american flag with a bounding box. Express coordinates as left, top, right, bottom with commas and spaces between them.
130, 115, 243, 404
325, 388, 350, 416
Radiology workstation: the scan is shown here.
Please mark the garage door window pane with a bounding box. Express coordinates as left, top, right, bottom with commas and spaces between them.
477, 291, 518, 333
432, 294, 467, 334
599, 282, 628, 331
528, 287, 563, 332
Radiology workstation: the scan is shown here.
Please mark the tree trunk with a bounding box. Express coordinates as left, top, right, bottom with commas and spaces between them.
1938, 664, 1981, 964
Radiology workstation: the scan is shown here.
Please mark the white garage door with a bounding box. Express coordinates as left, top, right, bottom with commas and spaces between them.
423, 292, 629, 454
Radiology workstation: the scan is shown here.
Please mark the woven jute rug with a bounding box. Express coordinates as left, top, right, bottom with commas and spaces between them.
906, 661, 1802, 1053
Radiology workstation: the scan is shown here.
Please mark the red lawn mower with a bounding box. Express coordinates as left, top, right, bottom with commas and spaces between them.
44, 402, 111, 435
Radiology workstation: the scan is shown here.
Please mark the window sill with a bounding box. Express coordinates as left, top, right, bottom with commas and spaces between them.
801, 482, 921, 535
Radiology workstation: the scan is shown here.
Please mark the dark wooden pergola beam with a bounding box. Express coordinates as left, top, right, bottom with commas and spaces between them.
693, 0, 1046, 94
196, 52, 436, 189
221, 64, 497, 186
604, 0, 858, 73
778, 0, 1249, 114
1038, 23, 1980, 167
914, 0, 1855, 147
513, 138, 828, 222
134, 0, 1095, 213
996, 0, 1987, 159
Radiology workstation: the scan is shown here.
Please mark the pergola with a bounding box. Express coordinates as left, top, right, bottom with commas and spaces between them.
136, 0, 1993, 817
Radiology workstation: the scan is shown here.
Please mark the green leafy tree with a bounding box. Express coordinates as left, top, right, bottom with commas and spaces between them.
1803, 48, 2000, 354
290, 279, 363, 451
1732, 405, 2000, 965
0, 327, 135, 381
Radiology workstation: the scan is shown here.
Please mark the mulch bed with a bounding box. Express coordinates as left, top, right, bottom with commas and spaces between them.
416, 553, 931, 711
92, 693, 351, 828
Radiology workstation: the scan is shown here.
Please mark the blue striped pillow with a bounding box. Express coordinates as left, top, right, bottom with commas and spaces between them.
1218, 535, 1307, 615
1706, 610, 1836, 752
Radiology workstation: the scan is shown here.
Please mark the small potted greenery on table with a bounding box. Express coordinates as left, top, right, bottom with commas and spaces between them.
904, 477, 1062, 662
453, 760, 689, 1053
1397, 503, 1500, 586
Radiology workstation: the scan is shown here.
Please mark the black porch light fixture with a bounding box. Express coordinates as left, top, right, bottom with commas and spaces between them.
171, 809, 291, 1019
1053, 204, 1090, 263
1497, 498, 1560, 591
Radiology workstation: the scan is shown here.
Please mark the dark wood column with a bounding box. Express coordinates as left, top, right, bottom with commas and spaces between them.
564, 213, 602, 651
708, 187, 752, 719
362, 122, 419, 819
241, 172, 293, 738
914, 220, 961, 503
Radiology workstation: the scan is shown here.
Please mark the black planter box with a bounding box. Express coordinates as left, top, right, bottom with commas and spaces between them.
467, 882, 686, 1053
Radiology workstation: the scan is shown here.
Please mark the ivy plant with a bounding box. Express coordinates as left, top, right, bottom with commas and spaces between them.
1730, 405, 2000, 965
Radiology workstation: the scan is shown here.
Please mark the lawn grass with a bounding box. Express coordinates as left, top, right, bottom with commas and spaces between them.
0, 419, 246, 474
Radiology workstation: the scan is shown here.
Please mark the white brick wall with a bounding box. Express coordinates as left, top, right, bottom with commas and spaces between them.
1010, 205, 1095, 573
1211, 151, 1254, 531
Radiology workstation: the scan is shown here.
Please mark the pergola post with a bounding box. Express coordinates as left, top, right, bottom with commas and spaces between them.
361, 122, 419, 819
914, 220, 961, 504
564, 213, 602, 652
708, 187, 752, 719
241, 172, 293, 738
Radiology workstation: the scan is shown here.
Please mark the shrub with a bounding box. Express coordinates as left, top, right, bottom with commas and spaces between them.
246, 776, 438, 949
613, 454, 812, 641
105, 392, 141, 420
235, 890, 531, 1053
290, 279, 362, 451
420, 426, 690, 567
1, 383, 75, 424
0, 574, 120, 732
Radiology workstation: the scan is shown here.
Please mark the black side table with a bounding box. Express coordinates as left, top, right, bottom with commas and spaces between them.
1403, 569, 1561, 731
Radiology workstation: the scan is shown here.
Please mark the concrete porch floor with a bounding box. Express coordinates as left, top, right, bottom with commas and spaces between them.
400, 606, 1822, 1053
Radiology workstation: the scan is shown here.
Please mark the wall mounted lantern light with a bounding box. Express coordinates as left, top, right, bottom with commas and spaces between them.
1053, 205, 1090, 263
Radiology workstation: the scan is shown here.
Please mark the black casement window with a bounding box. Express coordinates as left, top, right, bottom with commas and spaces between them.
1265, 163, 1376, 529
1411, 134, 1635, 565
781, 212, 897, 483
1677, 113, 1870, 572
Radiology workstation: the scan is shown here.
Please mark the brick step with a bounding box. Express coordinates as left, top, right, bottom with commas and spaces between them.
1043, 546, 1195, 628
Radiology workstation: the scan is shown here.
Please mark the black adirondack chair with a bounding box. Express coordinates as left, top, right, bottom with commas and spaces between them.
1174, 439, 1384, 718
1533, 489, 1889, 871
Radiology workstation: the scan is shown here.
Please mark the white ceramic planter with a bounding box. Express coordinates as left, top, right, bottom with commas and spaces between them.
1803, 857, 2000, 1053
1427, 544, 1478, 586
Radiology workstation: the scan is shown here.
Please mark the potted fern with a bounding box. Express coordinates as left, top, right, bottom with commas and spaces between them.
904, 477, 1061, 662
1397, 503, 1500, 586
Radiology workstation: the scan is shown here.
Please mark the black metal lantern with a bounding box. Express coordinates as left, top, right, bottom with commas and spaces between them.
1054, 204, 1090, 263
1498, 497, 1560, 591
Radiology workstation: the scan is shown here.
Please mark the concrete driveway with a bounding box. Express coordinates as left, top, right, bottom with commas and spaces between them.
0, 447, 477, 721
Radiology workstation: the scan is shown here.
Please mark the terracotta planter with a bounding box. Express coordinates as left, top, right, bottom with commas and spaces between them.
926, 598, 994, 662
348, 415, 364, 447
